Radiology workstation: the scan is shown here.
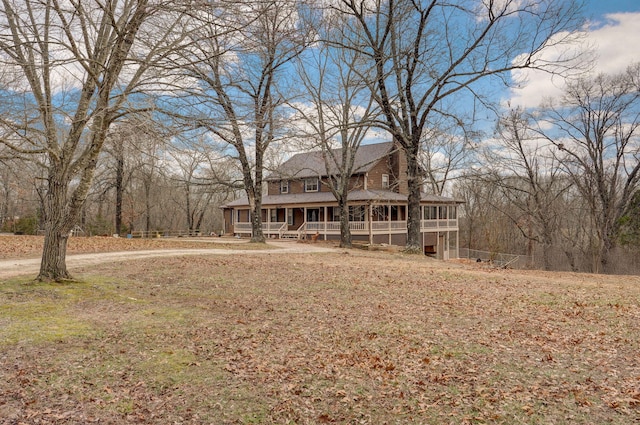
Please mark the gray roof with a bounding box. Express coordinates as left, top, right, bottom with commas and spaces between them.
268, 142, 395, 180
222, 190, 461, 208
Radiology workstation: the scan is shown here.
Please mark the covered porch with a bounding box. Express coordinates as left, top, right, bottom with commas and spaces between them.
231, 203, 459, 242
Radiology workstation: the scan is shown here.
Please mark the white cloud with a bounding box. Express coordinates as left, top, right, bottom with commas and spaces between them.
508, 12, 640, 108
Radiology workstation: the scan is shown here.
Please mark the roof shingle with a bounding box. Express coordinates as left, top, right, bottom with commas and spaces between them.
268, 142, 395, 180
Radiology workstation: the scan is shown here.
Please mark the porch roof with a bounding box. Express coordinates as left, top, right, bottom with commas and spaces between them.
222, 190, 461, 208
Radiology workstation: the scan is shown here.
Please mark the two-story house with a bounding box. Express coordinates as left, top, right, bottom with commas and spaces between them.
221, 141, 462, 259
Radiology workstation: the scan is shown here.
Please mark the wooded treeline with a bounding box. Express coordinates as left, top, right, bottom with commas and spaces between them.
0, 0, 637, 277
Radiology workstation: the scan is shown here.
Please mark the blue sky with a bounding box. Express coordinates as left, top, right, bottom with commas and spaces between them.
585, 0, 639, 17
509, 0, 640, 107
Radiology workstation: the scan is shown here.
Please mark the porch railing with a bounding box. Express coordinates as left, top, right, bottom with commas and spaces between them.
235, 219, 457, 235
233, 221, 286, 233
420, 219, 458, 230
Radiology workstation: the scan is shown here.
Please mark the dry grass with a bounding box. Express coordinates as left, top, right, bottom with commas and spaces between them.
1, 247, 639, 424
0, 235, 269, 260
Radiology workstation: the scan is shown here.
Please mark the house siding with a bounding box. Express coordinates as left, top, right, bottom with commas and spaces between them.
269, 174, 367, 196
366, 158, 393, 191
391, 145, 408, 194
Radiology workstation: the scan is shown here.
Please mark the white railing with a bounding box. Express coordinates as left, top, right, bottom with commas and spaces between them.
348, 222, 365, 231
236, 219, 458, 235
326, 222, 341, 231
420, 219, 457, 230
277, 222, 288, 238
263, 221, 286, 232
234, 221, 286, 234
371, 221, 407, 231
234, 222, 252, 233
306, 222, 325, 231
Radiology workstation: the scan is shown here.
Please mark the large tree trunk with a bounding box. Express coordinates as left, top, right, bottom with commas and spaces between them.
39, 226, 71, 281
250, 196, 265, 243
115, 155, 124, 235
339, 195, 352, 248
405, 148, 422, 253
38, 174, 73, 281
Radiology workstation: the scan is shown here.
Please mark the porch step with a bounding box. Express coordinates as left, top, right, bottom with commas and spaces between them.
280, 232, 299, 240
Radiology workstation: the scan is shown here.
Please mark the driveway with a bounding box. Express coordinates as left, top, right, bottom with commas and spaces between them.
0, 241, 337, 279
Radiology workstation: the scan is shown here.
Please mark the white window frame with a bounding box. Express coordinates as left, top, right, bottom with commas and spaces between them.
280, 180, 289, 194
382, 174, 389, 189
304, 177, 319, 192
287, 208, 294, 225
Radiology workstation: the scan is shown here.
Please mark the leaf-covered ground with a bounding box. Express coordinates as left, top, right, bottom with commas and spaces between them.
0, 235, 261, 260
0, 244, 639, 424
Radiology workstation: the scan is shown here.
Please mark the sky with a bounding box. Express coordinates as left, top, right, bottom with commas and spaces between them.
508, 0, 640, 108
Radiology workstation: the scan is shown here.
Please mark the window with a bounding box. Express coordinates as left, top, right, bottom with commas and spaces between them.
373, 206, 387, 220
438, 206, 448, 220
349, 205, 366, 222
280, 180, 289, 194
332, 207, 341, 222
287, 208, 294, 225
423, 206, 437, 220
382, 174, 389, 189
270, 209, 277, 223
305, 177, 319, 192
307, 208, 320, 222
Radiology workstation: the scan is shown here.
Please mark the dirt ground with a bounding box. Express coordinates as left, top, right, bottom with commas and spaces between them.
0, 235, 639, 424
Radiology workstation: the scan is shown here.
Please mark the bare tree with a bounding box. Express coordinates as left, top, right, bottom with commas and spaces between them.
537, 64, 640, 272
0, 0, 194, 280
290, 10, 378, 248
336, 0, 585, 252
170, 0, 309, 242
102, 115, 168, 236
168, 145, 216, 234
479, 108, 571, 269
420, 123, 478, 196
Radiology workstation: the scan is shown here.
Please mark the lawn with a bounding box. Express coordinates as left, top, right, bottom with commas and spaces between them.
1, 248, 639, 424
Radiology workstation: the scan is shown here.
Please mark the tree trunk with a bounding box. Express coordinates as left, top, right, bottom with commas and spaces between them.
250, 198, 265, 243
339, 196, 352, 248
405, 148, 422, 253
115, 155, 124, 235
38, 174, 73, 281
145, 184, 151, 234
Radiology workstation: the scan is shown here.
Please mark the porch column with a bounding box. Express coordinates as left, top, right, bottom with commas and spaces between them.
323, 206, 327, 240
388, 203, 392, 245
368, 203, 373, 245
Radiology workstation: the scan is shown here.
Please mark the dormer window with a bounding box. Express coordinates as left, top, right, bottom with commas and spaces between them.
382, 174, 389, 189
304, 177, 319, 192
280, 180, 289, 194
